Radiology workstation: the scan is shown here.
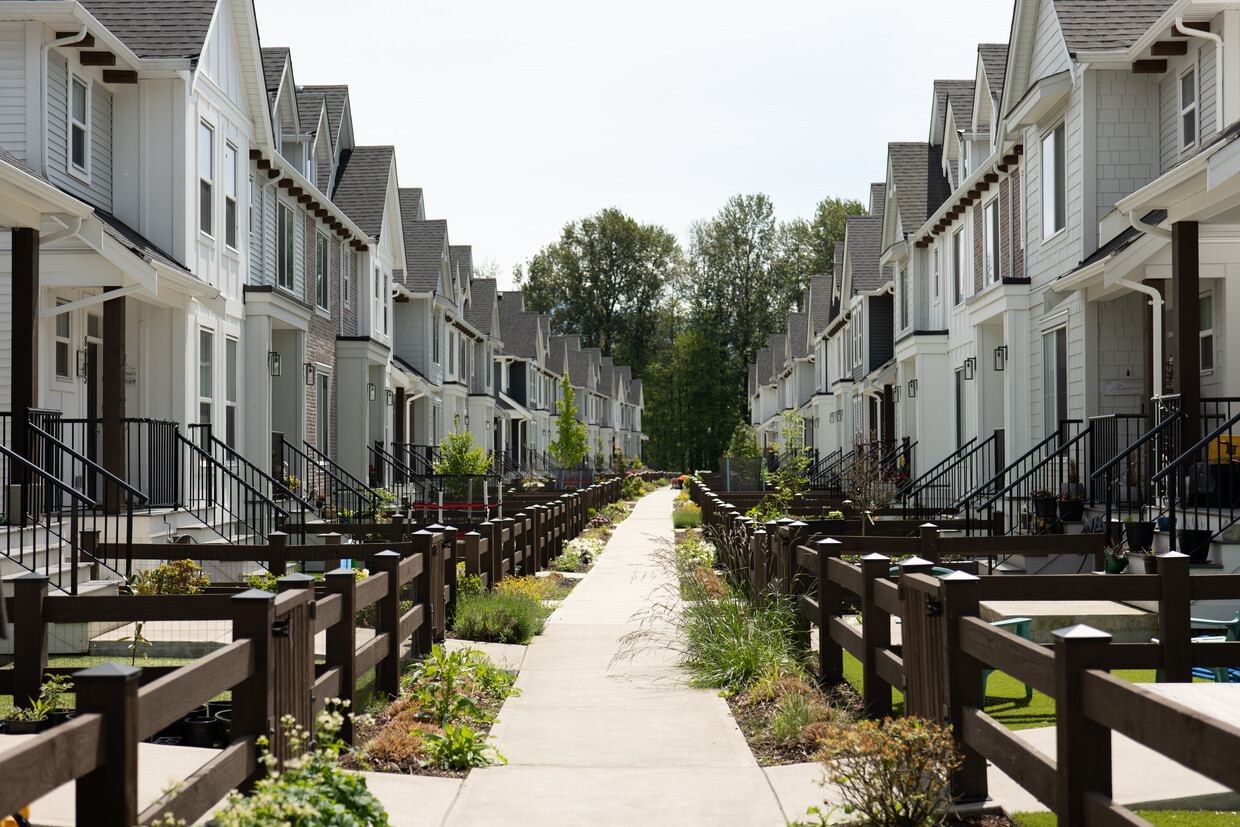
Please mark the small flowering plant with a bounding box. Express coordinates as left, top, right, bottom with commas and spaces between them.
1029, 488, 1055, 500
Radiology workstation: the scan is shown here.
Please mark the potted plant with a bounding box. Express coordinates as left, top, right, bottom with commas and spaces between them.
1104, 546, 1129, 574
2, 695, 51, 734
41, 674, 74, 725
1124, 513, 1155, 552
1058, 489, 1085, 522
1029, 488, 1057, 521
1179, 528, 1214, 563
1128, 549, 1159, 575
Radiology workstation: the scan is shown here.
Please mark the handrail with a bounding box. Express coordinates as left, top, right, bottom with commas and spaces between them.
976, 424, 1093, 512
1091, 409, 1184, 480
1150, 410, 1240, 484
0, 443, 97, 508
900, 437, 977, 500
298, 440, 380, 508
178, 433, 290, 521
196, 427, 318, 513
955, 425, 1075, 508
27, 421, 148, 504
372, 441, 413, 478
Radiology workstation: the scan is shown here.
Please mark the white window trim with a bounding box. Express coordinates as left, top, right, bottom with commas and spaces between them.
67, 73, 91, 182
199, 121, 214, 239
54, 299, 72, 381
1199, 292, 1215, 374
225, 336, 238, 448
199, 328, 215, 426
1180, 64, 1199, 150
224, 142, 239, 251
342, 247, 352, 308
984, 198, 1000, 285
1041, 121, 1067, 240
277, 203, 295, 292
952, 228, 966, 305
315, 231, 330, 312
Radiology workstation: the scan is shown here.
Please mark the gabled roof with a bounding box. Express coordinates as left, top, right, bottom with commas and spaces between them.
299, 85, 349, 148
755, 347, 773, 387
81, 0, 217, 62
845, 215, 886, 295
538, 317, 551, 359
768, 334, 787, 377
748, 363, 758, 395
450, 246, 472, 282
401, 217, 448, 293
261, 46, 288, 93
1054, 1, 1174, 54
809, 275, 833, 335
464, 278, 496, 336
932, 79, 974, 143
788, 312, 809, 359
888, 142, 953, 232
331, 146, 393, 239
979, 43, 1008, 100
947, 82, 975, 134
295, 88, 326, 134
869, 182, 886, 213
498, 292, 540, 360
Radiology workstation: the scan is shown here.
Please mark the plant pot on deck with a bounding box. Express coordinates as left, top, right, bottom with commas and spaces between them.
3, 718, 49, 735
1058, 498, 1085, 522
1129, 553, 1158, 575
1179, 529, 1214, 562
181, 716, 218, 748
1030, 495, 1057, 521
1124, 521, 1155, 552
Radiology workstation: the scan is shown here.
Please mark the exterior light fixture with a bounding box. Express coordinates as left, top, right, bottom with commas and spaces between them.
367, 383, 377, 401
304, 362, 315, 385
994, 345, 1008, 372
268, 351, 282, 377
893, 385, 901, 402
386, 388, 394, 406
908, 379, 918, 398
963, 357, 977, 381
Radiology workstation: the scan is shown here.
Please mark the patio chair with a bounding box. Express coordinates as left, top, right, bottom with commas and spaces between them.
984, 616, 1034, 701
1189, 611, 1240, 682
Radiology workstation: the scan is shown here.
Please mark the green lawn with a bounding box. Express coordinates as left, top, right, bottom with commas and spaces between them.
841, 651, 1178, 730
2, 655, 203, 715
1014, 811, 1240, 826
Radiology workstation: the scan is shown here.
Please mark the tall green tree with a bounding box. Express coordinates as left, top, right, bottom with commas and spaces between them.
772, 195, 866, 310
518, 207, 680, 378
549, 376, 589, 468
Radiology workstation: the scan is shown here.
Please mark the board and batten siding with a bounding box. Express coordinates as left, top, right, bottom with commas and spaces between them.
0, 23, 27, 161
46, 52, 112, 212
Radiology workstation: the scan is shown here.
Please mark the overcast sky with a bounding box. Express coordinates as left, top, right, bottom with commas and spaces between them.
255, 1, 1015, 291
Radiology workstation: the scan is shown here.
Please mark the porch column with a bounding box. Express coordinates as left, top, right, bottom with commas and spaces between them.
393, 388, 405, 444
102, 290, 126, 511
1171, 221, 1200, 446
11, 228, 38, 463
881, 385, 894, 450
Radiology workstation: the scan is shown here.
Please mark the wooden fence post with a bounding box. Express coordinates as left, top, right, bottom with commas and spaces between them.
918, 523, 940, 565
787, 521, 811, 651
231, 588, 276, 788
372, 549, 404, 697
1054, 624, 1114, 825
13, 573, 48, 708
324, 567, 358, 743
764, 521, 781, 592
751, 529, 768, 598
515, 513, 530, 575
500, 517, 515, 581
859, 553, 892, 718
817, 538, 844, 686
268, 531, 288, 576
276, 572, 315, 751
74, 662, 140, 827
940, 570, 987, 802
409, 533, 434, 656
462, 531, 483, 581
1158, 551, 1192, 682
442, 526, 459, 624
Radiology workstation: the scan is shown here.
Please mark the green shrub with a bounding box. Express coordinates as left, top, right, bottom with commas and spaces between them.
672, 503, 702, 529
129, 559, 209, 595
550, 549, 583, 572
451, 591, 545, 644
422, 723, 505, 770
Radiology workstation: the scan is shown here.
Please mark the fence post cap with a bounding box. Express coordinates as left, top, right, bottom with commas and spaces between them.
860, 552, 890, 562
479, 521, 493, 528
73, 661, 141, 681
1052, 623, 1112, 642
787, 520, 808, 528
940, 570, 980, 583
1156, 551, 1189, 560
321, 532, 342, 540
325, 567, 356, 577
442, 524, 459, 532
412, 529, 435, 537
900, 555, 933, 568
278, 572, 316, 586
231, 588, 277, 602
374, 549, 400, 559
920, 522, 938, 530
817, 537, 842, 546
267, 531, 289, 539
425, 523, 446, 531
464, 530, 482, 537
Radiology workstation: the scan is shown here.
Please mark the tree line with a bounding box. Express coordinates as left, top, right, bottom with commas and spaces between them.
518, 193, 865, 472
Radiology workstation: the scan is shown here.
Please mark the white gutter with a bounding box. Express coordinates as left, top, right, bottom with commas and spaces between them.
38, 215, 81, 246
41, 26, 87, 177
1120, 211, 1170, 400
1177, 17, 1224, 134
1128, 211, 1172, 240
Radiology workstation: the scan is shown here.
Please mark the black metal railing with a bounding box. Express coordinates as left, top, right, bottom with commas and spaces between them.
176, 431, 288, 545
493, 449, 523, 482
395, 443, 440, 477
1151, 402, 1240, 559
1090, 408, 1182, 529
879, 437, 915, 481
974, 421, 1090, 536
190, 424, 309, 541
899, 431, 1004, 520
58, 418, 180, 507
808, 447, 846, 492
274, 433, 379, 521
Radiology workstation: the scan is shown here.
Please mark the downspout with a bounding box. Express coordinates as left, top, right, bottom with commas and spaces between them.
1176, 17, 1224, 135
39, 215, 82, 246
1121, 211, 1171, 399
41, 26, 88, 177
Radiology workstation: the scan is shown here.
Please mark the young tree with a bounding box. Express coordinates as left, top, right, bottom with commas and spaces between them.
549, 376, 589, 468
725, 421, 762, 458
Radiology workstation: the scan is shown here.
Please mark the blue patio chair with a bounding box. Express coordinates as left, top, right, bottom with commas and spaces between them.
984, 617, 1034, 700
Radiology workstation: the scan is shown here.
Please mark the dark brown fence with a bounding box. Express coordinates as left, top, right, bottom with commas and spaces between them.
0, 478, 622, 826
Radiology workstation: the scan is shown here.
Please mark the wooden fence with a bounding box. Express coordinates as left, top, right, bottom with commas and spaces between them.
0, 479, 622, 826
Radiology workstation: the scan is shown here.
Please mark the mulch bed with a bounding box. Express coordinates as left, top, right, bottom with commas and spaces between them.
725, 681, 863, 766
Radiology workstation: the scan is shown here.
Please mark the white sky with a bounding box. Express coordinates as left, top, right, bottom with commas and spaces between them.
255, 1, 1015, 291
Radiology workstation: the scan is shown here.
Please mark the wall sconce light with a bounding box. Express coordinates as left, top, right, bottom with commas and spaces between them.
367, 383, 377, 401
304, 362, 315, 386
893, 385, 901, 402
963, 357, 976, 381
994, 345, 1008, 372
268, 351, 282, 377
908, 379, 918, 398
385, 388, 394, 406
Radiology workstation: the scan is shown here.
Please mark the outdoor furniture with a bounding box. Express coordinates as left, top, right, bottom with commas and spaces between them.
984, 617, 1034, 700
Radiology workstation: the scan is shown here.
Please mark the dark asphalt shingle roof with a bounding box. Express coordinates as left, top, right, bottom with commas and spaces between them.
947, 82, 975, 132
748, 363, 758, 394
755, 348, 772, 388
299, 85, 349, 148
788, 312, 809, 359
768, 334, 787, 378
630, 379, 642, 403
0, 146, 51, 183
888, 142, 953, 233
809, 275, 833, 336
96, 210, 190, 274
295, 89, 325, 134
82, 0, 216, 62
846, 215, 886, 294
464, 278, 496, 335
1054, 1, 1174, 53
869, 182, 886, 214
1072, 210, 1167, 271
401, 215, 448, 293
933, 79, 974, 138
261, 47, 288, 93
498, 292, 539, 360
979, 43, 1008, 100
332, 146, 393, 239
450, 245, 472, 282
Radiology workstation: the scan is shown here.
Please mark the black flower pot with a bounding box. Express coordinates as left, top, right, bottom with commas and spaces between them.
1125, 521, 1155, 552
47, 710, 74, 727
206, 700, 231, 718
214, 710, 232, 745
181, 716, 218, 748
1058, 499, 1085, 522
1179, 529, 1214, 562
3, 718, 49, 735
1031, 496, 1057, 521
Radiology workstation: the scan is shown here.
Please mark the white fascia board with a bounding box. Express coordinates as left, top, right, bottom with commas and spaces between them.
880, 239, 908, 268
271, 150, 369, 243
1005, 70, 1072, 129
1117, 152, 1211, 213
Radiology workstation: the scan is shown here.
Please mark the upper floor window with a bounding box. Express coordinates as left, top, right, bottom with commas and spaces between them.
277, 204, 294, 290
224, 143, 238, 249
225, 337, 238, 448
316, 233, 329, 310
199, 328, 214, 425
69, 75, 89, 176
952, 228, 965, 305
984, 199, 999, 285
1041, 123, 1065, 238
933, 247, 940, 299
54, 301, 71, 379
899, 266, 909, 329
199, 122, 214, 236
342, 249, 351, 307
1200, 293, 1214, 372
1181, 67, 1198, 149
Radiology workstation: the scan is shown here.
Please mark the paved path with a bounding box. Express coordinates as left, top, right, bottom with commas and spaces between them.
437, 487, 803, 827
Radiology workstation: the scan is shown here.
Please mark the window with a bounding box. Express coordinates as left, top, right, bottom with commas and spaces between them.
317, 372, 330, 453
224, 143, 238, 248
199, 329, 214, 425
315, 233, 329, 310
933, 247, 940, 298
248, 175, 258, 242
433, 314, 441, 364
952, 229, 965, 304
199, 122, 214, 236
984, 199, 1000, 284
1181, 67, 1198, 149
1041, 123, 1065, 237
54, 301, 71, 379
342, 249, 351, 307
383, 273, 390, 334
1042, 327, 1068, 434
899, 266, 909, 329
225, 337, 237, 448
448, 330, 456, 375
955, 369, 965, 448
277, 204, 294, 289
69, 76, 89, 174
1200, 293, 1214, 371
